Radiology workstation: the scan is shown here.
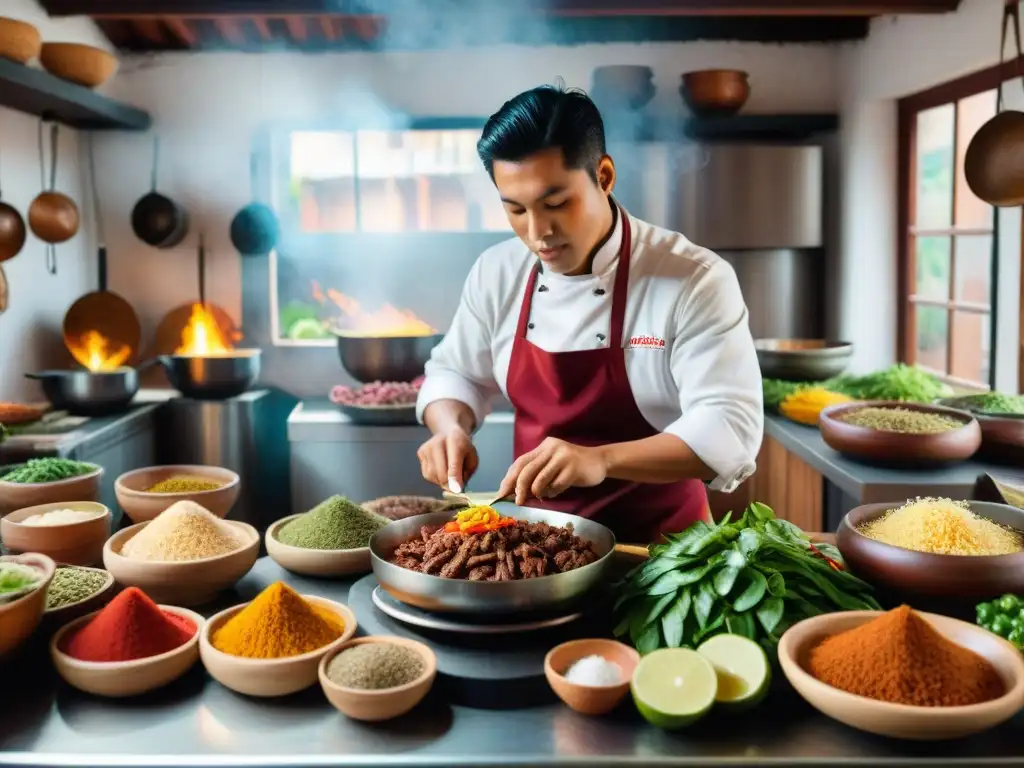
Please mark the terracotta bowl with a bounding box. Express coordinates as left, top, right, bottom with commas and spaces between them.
2, 501, 111, 566
114, 465, 240, 523
42, 564, 117, 630
680, 69, 751, 117
0, 553, 55, 659
0, 17, 41, 64
201, 595, 357, 697
778, 610, 1024, 740
819, 401, 982, 466
50, 604, 203, 697
319, 636, 436, 722
265, 514, 372, 578
102, 519, 259, 607
544, 638, 639, 716
0, 464, 103, 516
39, 42, 118, 88
966, 412, 1024, 464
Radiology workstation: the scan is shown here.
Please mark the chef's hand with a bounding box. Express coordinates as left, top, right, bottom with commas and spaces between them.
497, 437, 607, 505
417, 426, 479, 494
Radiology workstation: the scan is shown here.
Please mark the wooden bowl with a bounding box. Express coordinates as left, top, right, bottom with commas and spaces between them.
201, 595, 357, 697
102, 519, 259, 607
545, 639, 639, 716
0, 463, 102, 516
0, 17, 41, 64
680, 69, 750, 117
115, 465, 240, 523
319, 637, 436, 722
50, 604, 203, 697
265, 515, 371, 578
1, 501, 110, 566
778, 610, 1024, 740
819, 401, 982, 466
969, 413, 1024, 464
39, 43, 118, 88
43, 564, 117, 629
0, 553, 55, 659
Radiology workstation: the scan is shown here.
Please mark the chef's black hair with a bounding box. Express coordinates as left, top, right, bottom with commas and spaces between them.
477, 82, 606, 183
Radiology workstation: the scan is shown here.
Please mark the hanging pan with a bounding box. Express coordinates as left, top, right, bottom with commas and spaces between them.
28, 120, 80, 275
965, 0, 1024, 207
230, 150, 279, 256
0, 133, 26, 263
131, 135, 189, 248
63, 133, 142, 372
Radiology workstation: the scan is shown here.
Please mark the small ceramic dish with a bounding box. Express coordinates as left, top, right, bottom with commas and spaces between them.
43, 564, 117, 629
0, 553, 56, 659
102, 519, 259, 606
680, 69, 751, 116
544, 638, 639, 715
319, 636, 436, 722
778, 610, 1024, 740
0, 463, 103, 516
1, 501, 111, 566
265, 514, 371, 577
114, 464, 240, 523
50, 604, 204, 697
200, 595, 357, 697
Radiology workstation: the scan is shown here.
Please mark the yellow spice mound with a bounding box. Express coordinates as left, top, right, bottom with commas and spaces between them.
122, 500, 241, 562
858, 497, 1023, 556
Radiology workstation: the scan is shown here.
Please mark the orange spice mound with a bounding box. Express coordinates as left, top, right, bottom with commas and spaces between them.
807, 605, 1005, 707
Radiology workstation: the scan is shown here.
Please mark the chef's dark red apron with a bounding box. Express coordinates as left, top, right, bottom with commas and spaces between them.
505, 210, 710, 544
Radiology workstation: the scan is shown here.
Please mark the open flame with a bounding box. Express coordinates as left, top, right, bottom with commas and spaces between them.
175, 303, 240, 356
312, 281, 436, 337
69, 330, 132, 372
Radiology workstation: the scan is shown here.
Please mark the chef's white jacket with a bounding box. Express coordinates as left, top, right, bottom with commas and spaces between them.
416, 211, 764, 493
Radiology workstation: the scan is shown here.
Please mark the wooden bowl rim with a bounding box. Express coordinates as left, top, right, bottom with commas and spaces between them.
318, 636, 437, 697
105, 519, 259, 567
114, 465, 240, 499
820, 401, 980, 445
43, 564, 116, 614
266, 514, 371, 556
3, 501, 110, 529
543, 638, 638, 690
0, 464, 103, 489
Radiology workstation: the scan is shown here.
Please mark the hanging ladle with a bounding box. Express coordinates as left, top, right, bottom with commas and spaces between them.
0, 133, 26, 263
28, 120, 80, 274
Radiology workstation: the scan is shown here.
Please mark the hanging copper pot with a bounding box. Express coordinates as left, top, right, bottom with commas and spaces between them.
28, 121, 79, 274
0, 140, 26, 263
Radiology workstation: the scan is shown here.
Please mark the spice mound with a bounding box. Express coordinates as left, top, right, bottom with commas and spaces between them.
838, 406, 965, 435
21, 507, 103, 527
564, 655, 623, 687
858, 497, 1023, 556
47, 566, 109, 609
808, 605, 1004, 707
326, 642, 425, 690
121, 500, 242, 562
1, 458, 96, 484
780, 388, 853, 426
146, 475, 225, 494
276, 495, 388, 551
0, 561, 42, 604
211, 582, 343, 659
61, 587, 196, 662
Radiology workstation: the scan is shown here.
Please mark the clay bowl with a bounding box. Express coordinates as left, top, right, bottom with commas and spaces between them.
0, 463, 103, 516
1, 501, 111, 566
114, 465, 240, 523
39, 42, 118, 88
50, 605, 203, 697
42, 564, 117, 630
265, 514, 371, 578
102, 520, 259, 607
319, 637, 436, 722
680, 69, 751, 117
778, 609, 1024, 740
0, 17, 41, 64
545, 639, 639, 716
201, 595, 357, 697
819, 401, 982, 466
0, 553, 55, 659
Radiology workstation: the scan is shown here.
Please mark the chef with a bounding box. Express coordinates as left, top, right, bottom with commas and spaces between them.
415, 84, 763, 543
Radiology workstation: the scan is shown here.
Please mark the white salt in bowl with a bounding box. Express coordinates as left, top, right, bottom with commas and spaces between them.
265, 514, 371, 578
545, 638, 639, 716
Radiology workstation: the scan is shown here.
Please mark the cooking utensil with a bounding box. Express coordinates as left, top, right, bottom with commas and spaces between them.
754, 339, 854, 381
25, 360, 155, 417
680, 69, 751, 117
29, 121, 79, 274
0, 139, 26, 263
0, 265, 7, 314
63, 133, 141, 370
369, 506, 616, 614
131, 136, 189, 248
158, 350, 261, 400
230, 150, 279, 256
334, 333, 443, 384
965, 1, 1024, 207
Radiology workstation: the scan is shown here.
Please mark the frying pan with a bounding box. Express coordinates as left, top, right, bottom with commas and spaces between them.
131, 135, 189, 248
0, 141, 26, 263
63, 133, 141, 370
28, 121, 79, 274
230, 150, 279, 256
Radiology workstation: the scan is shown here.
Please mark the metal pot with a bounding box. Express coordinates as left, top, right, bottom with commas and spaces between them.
131, 136, 189, 248
159, 350, 261, 400
334, 333, 443, 384
754, 339, 853, 381
25, 362, 154, 416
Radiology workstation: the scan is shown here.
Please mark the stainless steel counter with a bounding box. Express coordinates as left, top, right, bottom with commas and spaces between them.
2, 557, 1024, 767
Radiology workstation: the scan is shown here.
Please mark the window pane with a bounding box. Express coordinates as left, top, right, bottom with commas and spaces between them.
289, 131, 356, 233
954, 235, 993, 304
950, 310, 991, 384
915, 303, 949, 373
915, 104, 954, 229
955, 89, 997, 229
915, 236, 951, 300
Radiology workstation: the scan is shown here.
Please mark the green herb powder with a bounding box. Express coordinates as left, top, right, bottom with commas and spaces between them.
326, 643, 425, 690
276, 495, 388, 550
1, 458, 96, 484
46, 566, 109, 609
0, 562, 41, 604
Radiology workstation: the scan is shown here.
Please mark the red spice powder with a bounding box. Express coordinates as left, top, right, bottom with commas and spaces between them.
62, 587, 196, 662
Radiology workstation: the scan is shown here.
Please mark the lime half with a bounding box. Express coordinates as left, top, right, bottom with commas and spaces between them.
630, 648, 718, 730
696, 634, 771, 712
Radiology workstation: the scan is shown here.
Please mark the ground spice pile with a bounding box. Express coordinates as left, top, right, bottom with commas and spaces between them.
146, 475, 224, 493
211, 581, 343, 659
276, 495, 388, 550
47, 566, 109, 609
838, 406, 964, 435
62, 587, 195, 662
121, 500, 241, 562
808, 605, 1004, 707
0, 561, 41, 604
326, 642, 425, 690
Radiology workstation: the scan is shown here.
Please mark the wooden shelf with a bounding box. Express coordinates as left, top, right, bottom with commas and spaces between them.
0, 58, 151, 131
683, 114, 838, 142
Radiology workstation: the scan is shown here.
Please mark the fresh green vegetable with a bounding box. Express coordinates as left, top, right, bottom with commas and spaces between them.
0, 458, 96, 484
977, 595, 1024, 649
613, 503, 881, 659
762, 364, 951, 411
940, 393, 1024, 416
